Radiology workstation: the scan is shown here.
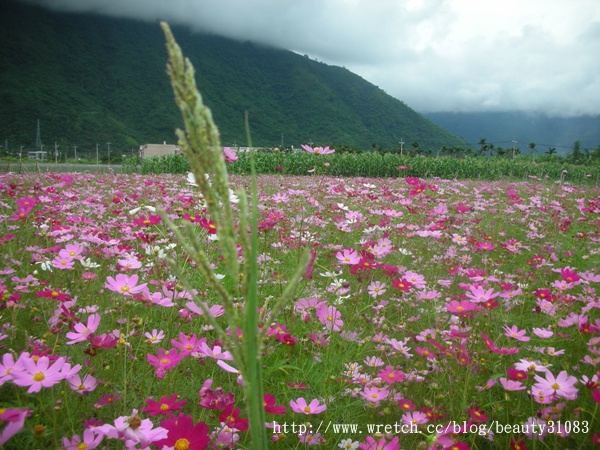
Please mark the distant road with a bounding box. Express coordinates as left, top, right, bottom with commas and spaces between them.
0, 162, 131, 174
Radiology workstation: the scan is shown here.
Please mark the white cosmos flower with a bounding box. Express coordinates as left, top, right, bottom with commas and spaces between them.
187, 172, 239, 204
128, 205, 156, 215
79, 258, 101, 269
35, 260, 53, 272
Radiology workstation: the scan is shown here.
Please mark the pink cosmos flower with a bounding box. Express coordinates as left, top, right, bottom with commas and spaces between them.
387, 338, 413, 358
475, 241, 496, 251
52, 255, 75, 270
198, 342, 234, 360
360, 386, 389, 406
147, 348, 183, 378
514, 358, 552, 373
0, 408, 32, 446
367, 281, 386, 298
446, 300, 478, 314
480, 332, 519, 355
359, 436, 399, 450
97, 409, 168, 448
170, 332, 204, 355
301, 144, 335, 154
104, 274, 147, 296
336, 248, 361, 265
404, 271, 427, 289
62, 429, 104, 450
289, 398, 327, 415
415, 346, 436, 359
11, 355, 76, 393
532, 370, 579, 400
503, 325, 530, 342
59, 243, 85, 260
377, 366, 405, 385
67, 373, 97, 394
144, 329, 165, 344
66, 313, 101, 344
298, 431, 325, 445
466, 285, 499, 303
499, 377, 526, 391
316, 304, 343, 331
532, 327, 554, 338
186, 301, 225, 317
0, 353, 23, 386
401, 411, 429, 426
222, 146, 238, 162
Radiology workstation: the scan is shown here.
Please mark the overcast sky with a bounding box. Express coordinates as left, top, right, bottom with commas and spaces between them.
25, 0, 600, 117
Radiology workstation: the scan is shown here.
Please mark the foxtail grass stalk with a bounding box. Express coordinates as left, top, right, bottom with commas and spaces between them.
160, 22, 309, 448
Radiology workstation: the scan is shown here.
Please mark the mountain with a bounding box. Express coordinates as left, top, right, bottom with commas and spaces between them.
424, 111, 600, 156
0, 1, 467, 158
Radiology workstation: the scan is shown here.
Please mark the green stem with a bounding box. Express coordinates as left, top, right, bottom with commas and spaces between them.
243, 111, 268, 448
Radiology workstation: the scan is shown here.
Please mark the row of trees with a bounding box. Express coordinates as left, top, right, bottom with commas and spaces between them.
364, 139, 600, 165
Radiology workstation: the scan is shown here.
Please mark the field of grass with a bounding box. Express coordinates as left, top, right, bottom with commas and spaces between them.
0, 170, 599, 449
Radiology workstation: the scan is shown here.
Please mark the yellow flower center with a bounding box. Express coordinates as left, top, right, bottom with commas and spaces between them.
33, 372, 45, 382
120, 286, 129, 292
174, 439, 190, 450
303, 406, 311, 413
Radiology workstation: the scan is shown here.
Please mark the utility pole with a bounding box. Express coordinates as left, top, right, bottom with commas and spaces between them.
35, 119, 42, 150
96, 143, 99, 164
107, 141, 111, 166
54, 141, 59, 164
512, 139, 517, 160
399, 138, 405, 157
73, 144, 77, 161
19, 146, 23, 162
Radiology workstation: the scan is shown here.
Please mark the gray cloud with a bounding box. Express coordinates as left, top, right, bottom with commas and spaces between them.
22, 0, 600, 116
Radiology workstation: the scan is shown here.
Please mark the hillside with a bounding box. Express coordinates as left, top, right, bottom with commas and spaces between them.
0, 1, 467, 158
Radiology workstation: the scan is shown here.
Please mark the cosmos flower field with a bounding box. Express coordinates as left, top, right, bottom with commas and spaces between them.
1, 170, 599, 449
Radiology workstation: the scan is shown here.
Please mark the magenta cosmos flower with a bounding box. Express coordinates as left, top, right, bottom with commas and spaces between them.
301, 144, 335, 154
155, 413, 209, 450
290, 398, 327, 415
142, 394, 187, 417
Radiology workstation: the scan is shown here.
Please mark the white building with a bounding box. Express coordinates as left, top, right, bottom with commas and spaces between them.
139, 142, 182, 158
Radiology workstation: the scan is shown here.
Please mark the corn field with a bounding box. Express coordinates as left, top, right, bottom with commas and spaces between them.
137, 153, 600, 185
